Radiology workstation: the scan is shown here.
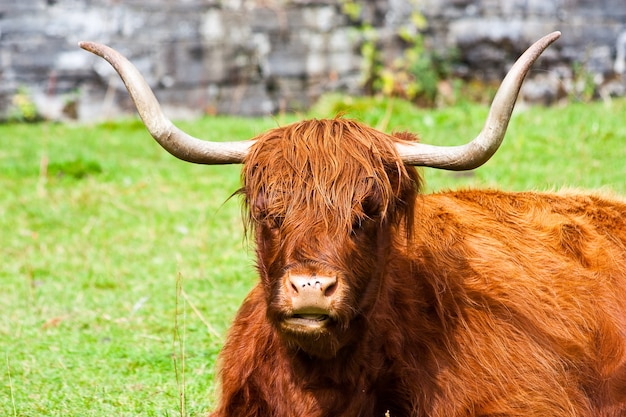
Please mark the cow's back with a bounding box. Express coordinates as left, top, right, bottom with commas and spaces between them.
401, 189, 626, 416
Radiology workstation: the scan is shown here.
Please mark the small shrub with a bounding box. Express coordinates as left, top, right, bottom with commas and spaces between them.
8, 87, 41, 122
340, 0, 457, 107
48, 158, 103, 180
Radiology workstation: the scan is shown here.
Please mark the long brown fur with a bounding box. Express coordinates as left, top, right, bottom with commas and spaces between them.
211, 118, 626, 416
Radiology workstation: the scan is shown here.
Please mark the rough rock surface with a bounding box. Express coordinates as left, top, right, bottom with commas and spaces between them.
0, 0, 624, 120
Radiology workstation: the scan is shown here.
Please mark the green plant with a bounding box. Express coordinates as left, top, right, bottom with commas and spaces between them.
379, 10, 437, 105
7, 87, 40, 122
340, 1, 456, 106
570, 61, 596, 102
340, 0, 383, 95
47, 158, 103, 180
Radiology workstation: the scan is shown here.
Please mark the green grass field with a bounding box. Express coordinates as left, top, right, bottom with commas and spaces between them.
2, 96, 626, 416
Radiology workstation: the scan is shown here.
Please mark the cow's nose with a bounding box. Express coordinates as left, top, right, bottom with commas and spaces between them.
287, 275, 337, 310
289, 275, 337, 296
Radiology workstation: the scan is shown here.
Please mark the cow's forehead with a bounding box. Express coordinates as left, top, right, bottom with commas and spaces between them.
240, 119, 421, 236
246, 132, 421, 202
244, 119, 406, 180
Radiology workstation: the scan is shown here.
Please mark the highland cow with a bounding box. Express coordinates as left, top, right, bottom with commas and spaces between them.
81, 32, 626, 416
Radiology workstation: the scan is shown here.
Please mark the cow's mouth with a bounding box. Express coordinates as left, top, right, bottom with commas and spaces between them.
283, 313, 330, 329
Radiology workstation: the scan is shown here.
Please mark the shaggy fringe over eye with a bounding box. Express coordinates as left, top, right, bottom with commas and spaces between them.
239, 118, 422, 237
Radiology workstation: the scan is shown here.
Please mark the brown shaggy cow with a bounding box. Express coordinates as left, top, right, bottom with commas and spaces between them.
80, 32, 626, 416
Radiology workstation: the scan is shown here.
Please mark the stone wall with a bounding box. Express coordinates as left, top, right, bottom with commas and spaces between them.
419, 0, 626, 103
0, 0, 625, 121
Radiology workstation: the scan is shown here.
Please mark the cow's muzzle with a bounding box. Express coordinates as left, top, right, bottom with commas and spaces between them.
283, 274, 337, 329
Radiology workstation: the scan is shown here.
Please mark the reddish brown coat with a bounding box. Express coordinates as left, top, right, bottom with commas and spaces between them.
211, 119, 626, 417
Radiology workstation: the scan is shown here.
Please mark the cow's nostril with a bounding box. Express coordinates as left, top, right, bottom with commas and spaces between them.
324, 281, 338, 297
288, 274, 337, 297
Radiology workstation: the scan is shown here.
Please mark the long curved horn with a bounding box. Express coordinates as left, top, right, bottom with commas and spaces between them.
79, 41, 252, 164
396, 31, 561, 170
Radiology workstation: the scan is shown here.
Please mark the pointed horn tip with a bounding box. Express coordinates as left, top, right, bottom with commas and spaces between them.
78, 41, 92, 50
78, 41, 99, 54
549, 31, 561, 38
78, 41, 111, 58
545, 31, 561, 43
